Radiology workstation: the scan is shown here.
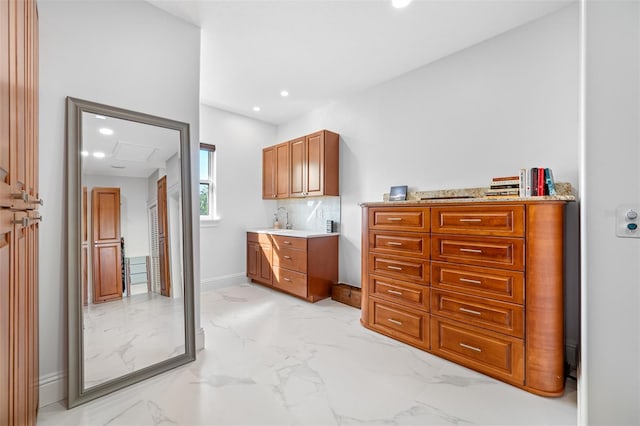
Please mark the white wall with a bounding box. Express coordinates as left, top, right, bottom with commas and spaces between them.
277, 5, 579, 287
38, 0, 200, 405
84, 175, 151, 257
199, 104, 277, 288
582, 1, 640, 424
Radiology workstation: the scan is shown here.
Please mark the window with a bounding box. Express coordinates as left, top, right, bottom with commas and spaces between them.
200, 143, 218, 221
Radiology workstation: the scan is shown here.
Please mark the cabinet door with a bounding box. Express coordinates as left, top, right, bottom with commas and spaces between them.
259, 244, 273, 284
289, 137, 305, 197
91, 187, 122, 303
0, 210, 12, 424
0, 0, 9, 208
247, 241, 259, 280
262, 146, 276, 199
275, 142, 290, 198
13, 212, 27, 426
305, 131, 324, 196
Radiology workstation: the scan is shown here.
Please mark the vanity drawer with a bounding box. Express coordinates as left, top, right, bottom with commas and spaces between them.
368, 253, 429, 284
273, 267, 307, 299
431, 205, 524, 237
431, 289, 524, 338
431, 317, 524, 385
369, 274, 429, 311
271, 234, 307, 251
369, 298, 429, 350
369, 231, 429, 259
431, 262, 524, 304
247, 232, 272, 245
369, 207, 430, 232
431, 235, 524, 271
273, 247, 307, 273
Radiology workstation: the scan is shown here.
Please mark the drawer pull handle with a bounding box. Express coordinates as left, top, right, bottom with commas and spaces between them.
459, 248, 482, 253
387, 318, 403, 326
459, 343, 482, 352
387, 242, 403, 246
459, 307, 481, 315
459, 278, 482, 284
459, 218, 482, 222
386, 266, 403, 271
386, 290, 403, 295
283, 241, 292, 245
386, 218, 403, 221
284, 255, 292, 259
283, 278, 292, 282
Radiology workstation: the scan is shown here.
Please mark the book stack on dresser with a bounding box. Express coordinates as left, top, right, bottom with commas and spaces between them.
360, 199, 568, 396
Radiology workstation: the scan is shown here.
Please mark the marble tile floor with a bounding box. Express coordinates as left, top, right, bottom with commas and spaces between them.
39, 282, 577, 425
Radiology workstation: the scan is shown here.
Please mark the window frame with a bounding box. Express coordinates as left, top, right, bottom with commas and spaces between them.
199, 143, 219, 224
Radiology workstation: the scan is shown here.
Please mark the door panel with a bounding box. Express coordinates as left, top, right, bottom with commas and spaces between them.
0, 211, 12, 424
157, 177, 170, 297
289, 138, 305, 196
305, 132, 323, 195
91, 188, 122, 303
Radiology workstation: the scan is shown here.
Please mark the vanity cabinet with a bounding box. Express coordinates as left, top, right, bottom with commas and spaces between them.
262, 130, 339, 199
247, 232, 338, 302
262, 142, 290, 199
361, 201, 567, 396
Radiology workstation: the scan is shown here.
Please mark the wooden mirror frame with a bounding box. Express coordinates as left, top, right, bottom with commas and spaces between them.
65, 97, 196, 408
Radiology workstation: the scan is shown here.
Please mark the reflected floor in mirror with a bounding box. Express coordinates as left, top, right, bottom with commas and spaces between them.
40, 282, 577, 425
83, 293, 185, 388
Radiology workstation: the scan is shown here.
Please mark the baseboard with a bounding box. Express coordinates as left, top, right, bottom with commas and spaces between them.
39, 371, 66, 407
201, 273, 247, 292
196, 326, 205, 351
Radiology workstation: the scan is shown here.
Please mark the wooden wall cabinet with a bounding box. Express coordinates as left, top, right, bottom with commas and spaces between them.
1, 0, 40, 423
361, 201, 567, 397
247, 232, 338, 302
262, 130, 339, 199
262, 142, 290, 199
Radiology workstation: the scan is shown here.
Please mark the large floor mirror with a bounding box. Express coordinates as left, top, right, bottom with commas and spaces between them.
66, 97, 195, 407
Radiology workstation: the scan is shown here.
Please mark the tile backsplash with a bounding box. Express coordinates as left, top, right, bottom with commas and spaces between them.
276, 196, 341, 233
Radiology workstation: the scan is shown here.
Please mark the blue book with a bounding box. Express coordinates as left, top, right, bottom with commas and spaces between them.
544, 168, 556, 196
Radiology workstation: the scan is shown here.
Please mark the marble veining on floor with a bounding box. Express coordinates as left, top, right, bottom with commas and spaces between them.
39, 282, 577, 425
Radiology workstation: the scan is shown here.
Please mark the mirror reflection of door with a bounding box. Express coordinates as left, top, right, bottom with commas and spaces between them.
157, 175, 170, 297
91, 187, 122, 304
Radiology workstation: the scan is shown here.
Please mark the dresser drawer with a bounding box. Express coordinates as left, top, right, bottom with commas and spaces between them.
271, 234, 307, 251
369, 274, 429, 311
431, 205, 524, 237
431, 235, 524, 271
431, 289, 524, 338
369, 298, 429, 349
273, 247, 307, 273
431, 317, 524, 385
431, 262, 524, 304
369, 207, 430, 232
369, 231, 429, 258
368, 253, 429, 284
273, 266, 307, 299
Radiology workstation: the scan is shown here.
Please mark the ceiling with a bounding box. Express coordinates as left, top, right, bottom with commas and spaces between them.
82, 112, 181, 178
147, 0, 574, 125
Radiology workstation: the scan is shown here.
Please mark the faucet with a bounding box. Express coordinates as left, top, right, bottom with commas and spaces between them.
276, 206, 291, 229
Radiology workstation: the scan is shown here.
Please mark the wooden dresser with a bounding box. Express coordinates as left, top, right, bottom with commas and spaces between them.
361, 200, 567, 396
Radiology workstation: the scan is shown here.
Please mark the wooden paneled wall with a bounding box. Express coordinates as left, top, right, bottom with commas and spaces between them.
1, 0, 41, 424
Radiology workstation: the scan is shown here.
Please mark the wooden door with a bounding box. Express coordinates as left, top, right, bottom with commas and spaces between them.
82, 187, 88, 306
275, 142, 290, 198
0, 1, 9, 207
0, 211, 12, 424
27, 214, 38, 421
247, 241, 259, 280
262, 146, 276, 199
13, 212, 27, 426
157, 176, 171, 297
91, 187, 122, 303
305, 132, 324, 196
289, 137, 305, 197
259, 244, 272, 283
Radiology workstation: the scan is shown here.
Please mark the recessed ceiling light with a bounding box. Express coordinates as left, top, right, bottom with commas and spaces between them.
93, 152, 106, 158
99, 128, 113, 135
253, 106, 261, 112
392, 0, 412, 8
81, 151, 89, 157
95, 115, 107, 120
280, 90, 289, 97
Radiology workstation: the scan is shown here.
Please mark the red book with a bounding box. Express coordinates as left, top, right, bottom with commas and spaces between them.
537, 167, 545, 196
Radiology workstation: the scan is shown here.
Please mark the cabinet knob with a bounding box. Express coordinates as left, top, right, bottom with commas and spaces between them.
29, 198, 44, 206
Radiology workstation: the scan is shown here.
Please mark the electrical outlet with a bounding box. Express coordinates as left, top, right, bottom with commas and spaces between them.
616, 205, 640, 238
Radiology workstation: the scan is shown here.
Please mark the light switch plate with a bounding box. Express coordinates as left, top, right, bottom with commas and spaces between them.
616, 204, 640, 238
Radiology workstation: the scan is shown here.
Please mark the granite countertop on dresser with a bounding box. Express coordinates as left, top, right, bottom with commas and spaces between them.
361, 182, 576, 206
247, 228, 340, 238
